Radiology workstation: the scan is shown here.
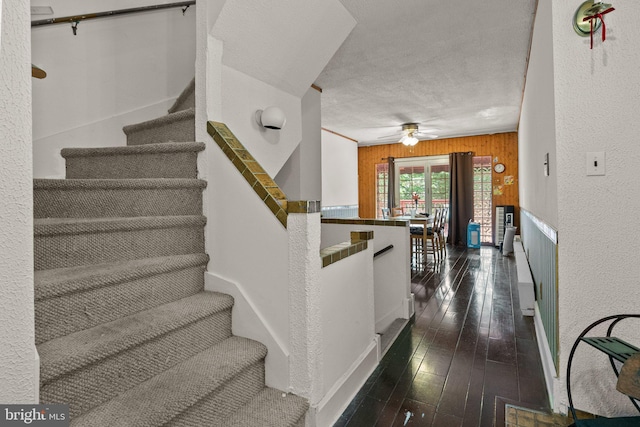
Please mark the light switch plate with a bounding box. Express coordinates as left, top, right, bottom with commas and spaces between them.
586, 151, 605, 176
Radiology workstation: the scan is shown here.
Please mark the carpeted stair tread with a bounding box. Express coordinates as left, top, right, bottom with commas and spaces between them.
40, 296, 233, 418
35, 254, 209, 344
34, 215, 205, 270
123, 108, 195, 146
35, 253, 209, 301
70, 336, 267, 427
34, 178, 206, 218
39, 291, 233, 384
219, 387, 309, 427
34, 215, 206, 236
123, 109, 195, 134
34, 178, 207, 190
61, 142, 205, 158
62, 142, 205, 179
168, 78, 195, 114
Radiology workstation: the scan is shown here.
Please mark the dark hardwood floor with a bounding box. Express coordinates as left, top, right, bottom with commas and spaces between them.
334, 246, 549, 427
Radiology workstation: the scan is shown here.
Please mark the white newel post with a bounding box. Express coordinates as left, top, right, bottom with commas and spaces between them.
288, 202, 324, 412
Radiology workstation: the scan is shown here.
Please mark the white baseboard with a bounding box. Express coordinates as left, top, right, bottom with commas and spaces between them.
405, 294, 415, 318
311, 338, 380, 427
534, 303, 556, 407
204, 272, 290, 391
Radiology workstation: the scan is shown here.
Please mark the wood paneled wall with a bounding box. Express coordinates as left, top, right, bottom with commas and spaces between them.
358, 132, 520, 225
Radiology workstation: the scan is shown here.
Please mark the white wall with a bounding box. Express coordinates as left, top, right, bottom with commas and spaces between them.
275, 88, 323, 201
300, 88, 323, 201
521, 0, 640, 416
321, 249, 375, 392
319, 246, 377, 425
321, 223, 412, 334
32, 4, 196, 177
204, 148, 290, 360
210, 0, 356, 98
321, 130, 358, 207
518, 0, 557, 228
0, 0, 38, 403
518, 0, 559, 407
275, 144, 302, 199
208, 0, 355, 180
219, 65, 302, 178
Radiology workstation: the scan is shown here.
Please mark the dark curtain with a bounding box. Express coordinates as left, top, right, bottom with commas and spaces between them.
448, 152, 474, 246
387, 157, 395, 210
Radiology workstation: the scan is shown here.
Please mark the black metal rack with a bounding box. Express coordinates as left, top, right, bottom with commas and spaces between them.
566, 314, 640, 426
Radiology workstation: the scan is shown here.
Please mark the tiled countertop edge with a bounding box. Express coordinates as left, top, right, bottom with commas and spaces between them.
320, 231, 374, 268
209, 122, 323, 228
321, 218, 408, 227
208, 121, 289, 227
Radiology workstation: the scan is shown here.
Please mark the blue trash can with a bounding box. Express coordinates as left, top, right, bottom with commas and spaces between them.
467, 221, 481, 248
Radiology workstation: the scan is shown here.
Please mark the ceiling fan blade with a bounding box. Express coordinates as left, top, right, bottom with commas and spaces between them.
375, 136, 404, 143
376, 132, 402, 139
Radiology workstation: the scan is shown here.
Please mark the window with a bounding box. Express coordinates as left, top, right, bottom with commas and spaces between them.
395, 157, 449, 216
430, 164, 450, 211
375, 163, 388, 218
398, 165, 426, 213
473, 156, 493, 243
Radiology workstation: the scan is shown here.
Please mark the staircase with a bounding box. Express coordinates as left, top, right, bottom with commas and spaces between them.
34, 80, 308, 426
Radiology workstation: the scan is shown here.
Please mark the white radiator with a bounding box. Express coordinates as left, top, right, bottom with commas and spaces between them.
515, 241, 535, 316
495, 206, 505, 247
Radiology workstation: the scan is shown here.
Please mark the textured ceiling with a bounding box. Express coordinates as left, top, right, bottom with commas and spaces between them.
315, 0, 537, 145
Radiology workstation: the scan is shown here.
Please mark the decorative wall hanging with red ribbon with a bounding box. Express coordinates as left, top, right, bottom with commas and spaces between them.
573, 1, 615, 49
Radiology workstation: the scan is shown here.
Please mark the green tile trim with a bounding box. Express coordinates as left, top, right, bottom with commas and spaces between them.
289, 200, 321, 214
320, 240, 369, 268
321, 218, 409, 227
208, 121, 288, 228
351, 230, 374, 242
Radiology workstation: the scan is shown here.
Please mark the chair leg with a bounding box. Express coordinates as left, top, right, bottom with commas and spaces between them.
439, 231, 446, 259
430, 235, 438, 263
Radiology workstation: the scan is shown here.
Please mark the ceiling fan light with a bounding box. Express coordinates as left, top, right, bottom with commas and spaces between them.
402, 135, 418, 146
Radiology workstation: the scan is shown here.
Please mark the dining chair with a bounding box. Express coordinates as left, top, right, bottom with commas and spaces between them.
437, 207, 448, 259
391, 207, 403, 218
410, 212, 439, 266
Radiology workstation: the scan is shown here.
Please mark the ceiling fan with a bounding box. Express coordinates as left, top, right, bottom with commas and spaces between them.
377, 123, 439, 146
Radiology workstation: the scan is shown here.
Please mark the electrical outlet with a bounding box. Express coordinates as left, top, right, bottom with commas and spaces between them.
31, 6, 54, 15
586, 151, 605, 176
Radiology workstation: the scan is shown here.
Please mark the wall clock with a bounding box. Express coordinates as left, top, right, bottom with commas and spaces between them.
494, 163, 505, 173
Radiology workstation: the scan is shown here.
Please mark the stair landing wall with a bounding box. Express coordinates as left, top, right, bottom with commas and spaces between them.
32, 7, 196, 179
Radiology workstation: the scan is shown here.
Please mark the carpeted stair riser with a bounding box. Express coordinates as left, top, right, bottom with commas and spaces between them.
63, 142, 204, 179
70, 337, 267, 427
123, 109, 195, 146
42, 308, 232, 418
39, 292, 232, 382
39, 292, 233, 415
168, 78, 195, 114
36, 260, 207, 344
163, 364, 265, 427
181, 387, 309, 427
34, 179, 206, 219
34, 216, 205, 270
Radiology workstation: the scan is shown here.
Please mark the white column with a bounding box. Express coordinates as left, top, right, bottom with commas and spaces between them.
288, 206, 324, 405
0, 0, 38, 403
